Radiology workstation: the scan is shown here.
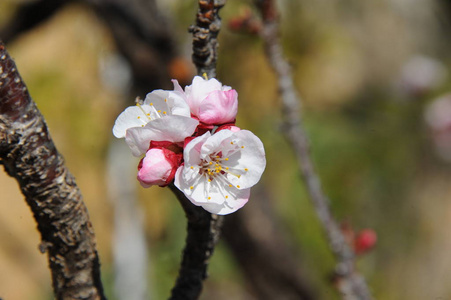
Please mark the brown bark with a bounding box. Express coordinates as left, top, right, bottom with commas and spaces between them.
168, 185, 223, 300
167, 3, 227, 299
0, 43, 105, 300
189, 0, 226, 79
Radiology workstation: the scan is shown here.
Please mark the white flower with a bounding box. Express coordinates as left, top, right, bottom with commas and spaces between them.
173, 76, 238, 125
174, 129, 266, 215
113, 89, 199, 156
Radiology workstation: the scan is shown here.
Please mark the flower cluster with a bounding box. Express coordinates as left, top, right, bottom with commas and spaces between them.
113, 76, 266, 215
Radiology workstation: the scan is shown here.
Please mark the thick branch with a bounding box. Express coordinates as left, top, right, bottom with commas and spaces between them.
255, 1, 373, 299
189, 0, 226, 79
0, 43, 105, 300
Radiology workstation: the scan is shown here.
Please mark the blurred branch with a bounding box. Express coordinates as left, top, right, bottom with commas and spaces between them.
0, 0, 69, 43
189, 0, 226, 79
254, 1, 373, 299
0, 42, 105, 299
222, 186, 317, 300
0, 0, 180, 95
86, 0, 178, 95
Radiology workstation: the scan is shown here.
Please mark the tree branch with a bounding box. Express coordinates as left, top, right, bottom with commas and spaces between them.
254, 1, 373, 299
0, 42, 106, 300
167, 2, 226, 299
189, 0, 226, 79
168, 184, 223, 300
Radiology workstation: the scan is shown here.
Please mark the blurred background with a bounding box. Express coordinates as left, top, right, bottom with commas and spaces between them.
2, 0, 451, 299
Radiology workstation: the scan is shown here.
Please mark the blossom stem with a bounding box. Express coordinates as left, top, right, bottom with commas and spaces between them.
168, 184, 223, 300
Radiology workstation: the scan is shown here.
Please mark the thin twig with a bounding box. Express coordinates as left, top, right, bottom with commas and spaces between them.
0, 42, 106, 300
255, 1, 373, 299
168, 1, 226, 299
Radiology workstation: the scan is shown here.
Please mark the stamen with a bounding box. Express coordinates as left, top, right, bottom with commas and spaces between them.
244, 168, 248, 171
237, 185, 240, 188
190, 186, 194, 190
203, 73, 208, 80
136, 103, 151, 120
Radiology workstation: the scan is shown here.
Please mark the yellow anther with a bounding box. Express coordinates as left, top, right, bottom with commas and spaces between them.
209, 161, 213, 165
225, 158, 229, 161
163, 111, 167, 115
237, 185, 241, 188
137, 116, 141, 119
237, 175, 241, 178
208, 196, 211, 200
158, 110, 161, 113
244, 168, 248, 171
208, 179, 212, 182
202, 73, 208, 80
230, 142, 234, 145
190, 186, 194, 189
164, 98, 168, 102
190, 166, 194, 169
146, 113, 150, 116
141, 125, 144, 127
215, 163, 219, 166
150, 102, 153, 105
226, 167, 229, 170
241, 146, 245, 148
225, 196, 229, 199
228, 184, 232, 187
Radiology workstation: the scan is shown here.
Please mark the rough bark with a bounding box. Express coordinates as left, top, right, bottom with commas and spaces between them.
189, 0, 226, 79
0, 43, 105, 300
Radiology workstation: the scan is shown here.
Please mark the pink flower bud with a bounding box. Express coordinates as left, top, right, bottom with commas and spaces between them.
198, 89, 238, 125
354, 229, 377, 255
137, 148, 182, 187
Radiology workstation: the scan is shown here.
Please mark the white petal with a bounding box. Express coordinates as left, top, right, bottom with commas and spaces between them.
112, 105, 153, 138
199, 129, 234, 159
125, 116, 199, 156
200, 187, 250, 215
225, 130, 266, 189
184, 132, 211, 167
143, 90, 191, 117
